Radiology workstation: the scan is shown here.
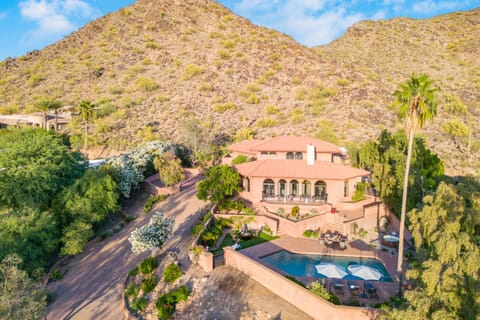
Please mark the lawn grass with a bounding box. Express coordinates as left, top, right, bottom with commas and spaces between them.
211, 231, 279, 256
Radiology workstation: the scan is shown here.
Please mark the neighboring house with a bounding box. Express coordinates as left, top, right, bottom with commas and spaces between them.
227, 136, 370, 209
0, 111, 71, 131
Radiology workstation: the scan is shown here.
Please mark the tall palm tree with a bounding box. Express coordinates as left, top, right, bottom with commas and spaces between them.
394, 73, 438, 297
49, 100, 62, 131
34, 99, 51, 130
77, 100, 95, 159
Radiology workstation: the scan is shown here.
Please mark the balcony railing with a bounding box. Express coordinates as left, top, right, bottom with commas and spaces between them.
262, 193, 328, 205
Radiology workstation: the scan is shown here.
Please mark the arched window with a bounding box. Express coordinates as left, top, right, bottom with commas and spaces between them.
302, 180, 311, 197
314, 181, 327, 200
278, 179, 287, 197
263, 179, 275, 198
290, 180, 299, 197
344, 180, 349, 197
243, 177, 250, 192
295, 152, 303, 160
286, 152, 294, 160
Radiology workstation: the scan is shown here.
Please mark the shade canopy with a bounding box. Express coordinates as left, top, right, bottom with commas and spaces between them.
347, 265, 382, 280
315, 263, 348, 279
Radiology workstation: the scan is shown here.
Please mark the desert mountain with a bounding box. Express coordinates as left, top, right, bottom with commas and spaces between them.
0, 0, 478, 174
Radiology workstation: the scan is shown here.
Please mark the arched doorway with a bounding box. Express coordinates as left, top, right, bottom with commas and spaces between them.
278, 179, 287, 197
286, 152, 294, 160
302, 180, 311, 197
290, 180, 299, 197
314, 181, 327, 201
295, 152, 303, 160
263, 179, 275, 199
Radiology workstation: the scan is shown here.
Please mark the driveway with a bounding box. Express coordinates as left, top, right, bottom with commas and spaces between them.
46, 183, 209, 320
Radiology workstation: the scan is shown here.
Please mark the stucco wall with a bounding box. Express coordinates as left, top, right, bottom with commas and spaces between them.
224, 248, 377, 320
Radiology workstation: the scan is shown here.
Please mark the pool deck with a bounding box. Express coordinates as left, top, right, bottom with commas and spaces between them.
240, 235, 400, 305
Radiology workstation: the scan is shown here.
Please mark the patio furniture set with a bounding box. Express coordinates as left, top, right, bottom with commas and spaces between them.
331, 279, 378, 300
319, 232, 347, 249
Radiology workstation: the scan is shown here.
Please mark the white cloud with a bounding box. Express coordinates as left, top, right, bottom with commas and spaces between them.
19, 0, 96, 39
411, 1, 468, 14
371, 10, 387, 20
233, 1, 364, 46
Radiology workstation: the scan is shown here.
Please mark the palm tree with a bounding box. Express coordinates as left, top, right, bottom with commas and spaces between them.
77, 100, 95, 159
394, 73, 438, 297
34, 99, 51, 130
49, 100, 62, 131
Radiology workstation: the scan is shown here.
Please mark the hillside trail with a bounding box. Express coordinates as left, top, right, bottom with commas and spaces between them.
46, 181, 209, 320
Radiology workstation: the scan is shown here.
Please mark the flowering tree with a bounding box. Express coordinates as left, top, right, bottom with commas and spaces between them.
106, 141, 172, 198
128, 211, 174, 254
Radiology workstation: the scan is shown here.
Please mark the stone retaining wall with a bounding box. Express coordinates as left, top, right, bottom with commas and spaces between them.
224, 247, 378, 320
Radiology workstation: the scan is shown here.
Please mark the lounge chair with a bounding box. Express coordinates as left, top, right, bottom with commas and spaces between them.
347, 281, 360, 298
332, 279, 344, 296
365, 282, 378, 300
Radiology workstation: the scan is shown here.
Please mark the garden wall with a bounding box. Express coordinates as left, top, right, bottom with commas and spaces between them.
143, 168, 201, 196
224, 248, 377, 320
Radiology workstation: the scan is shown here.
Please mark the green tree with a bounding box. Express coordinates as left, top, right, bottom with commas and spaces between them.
383, 180, 480, 319
196, 165, 241, 204
0, 254, 46, 319
0, 128, 84, 210
55, 169, 119, 255
49, 100, 62, 131
77, 100, 95, 159
393, 73, 438, 296
153, 152, 184, 186
34, 99, 51, 130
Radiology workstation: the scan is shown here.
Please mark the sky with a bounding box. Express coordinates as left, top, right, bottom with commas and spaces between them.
0, 0, 478, 61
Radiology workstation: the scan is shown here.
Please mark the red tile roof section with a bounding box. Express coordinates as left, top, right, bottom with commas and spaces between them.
234, 159, 370, 180
250, 136, 342, 153
227, 139, 262, 155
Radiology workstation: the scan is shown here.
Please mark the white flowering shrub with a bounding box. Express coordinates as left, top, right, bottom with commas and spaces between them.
128, 211, 174, 254
105, 141, 172, 197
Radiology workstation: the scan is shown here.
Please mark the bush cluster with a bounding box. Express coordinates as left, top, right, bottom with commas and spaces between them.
156, 285, 190, 319
141, 275, 157, 293
139, 257, 158, 275
143, 194, 160, 213
163, 263, 183, 284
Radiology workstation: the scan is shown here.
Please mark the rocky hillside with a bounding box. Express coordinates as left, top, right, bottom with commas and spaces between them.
0, 0, 478, 174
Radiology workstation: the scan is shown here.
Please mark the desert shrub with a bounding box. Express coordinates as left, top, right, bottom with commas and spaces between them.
131, 296, 148, 312
303, 230, 313, 238
183, 64, 205, 80
213, 102, 237, 113
156, 286, 190, 319
442, 119, 469, 137
138, 257, 158, 275
145, 40, 161, 49
336, 78, 350, 87
28, 74, 44, 87
218, 49, 231, 59
246, 93, 260, 104
231, 155, 249, 165
256, 118, 278, 128
291, 205, 300, 218
223, 39, 235, 49
125, 283, 140, 298
100, 230, 114, 240
265, 105, 280, 115
143, 194, 161, 213
295, 88, 308, 100
141, 275, 157, 293
136, 77, 158, 91
163, 263, 183, 284
290, 109, 304, 124
199, 82, 214, 91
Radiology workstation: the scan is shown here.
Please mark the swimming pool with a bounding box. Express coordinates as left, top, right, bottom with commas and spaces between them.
260, 250, 393, 282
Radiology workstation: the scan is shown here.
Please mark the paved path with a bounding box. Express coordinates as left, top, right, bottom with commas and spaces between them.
46, 183, 209, 320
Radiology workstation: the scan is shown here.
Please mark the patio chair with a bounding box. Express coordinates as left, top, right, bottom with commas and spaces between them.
347, 281, 360, 298
365, 282, 378, 300
332, 279, 344, 296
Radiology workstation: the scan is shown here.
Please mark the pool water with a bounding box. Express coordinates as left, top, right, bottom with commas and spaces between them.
260, 250, 393, 282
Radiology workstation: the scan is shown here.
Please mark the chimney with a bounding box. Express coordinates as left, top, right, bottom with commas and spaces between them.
307, 144, 315, 165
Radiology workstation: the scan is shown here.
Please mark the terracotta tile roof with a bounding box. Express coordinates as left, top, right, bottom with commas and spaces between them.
250, 136, 342, 153
234, 159, 370, 180
227, 139, 262, 155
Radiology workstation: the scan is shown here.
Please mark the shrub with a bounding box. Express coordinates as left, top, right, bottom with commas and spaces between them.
125, 283, 140, 297
172, 285, 189, 301
183, 64, 205, 80
139, 257, 158, 275
218, 49, 231, 60
213, 101, 237, 113
291, 205, 300, 218
141, 275, 157, 293
128, 212, 174, 253
231, 155, 249, 165
192, 223, 204, 236
100, 230, 114, 240
246, 93, 260, 104
303, 230, 313, 238
308, 280, 340, 304
136, 77, 158, 91
129, 267, 139, 277
256, 118, 278, 128
131, 296, 147, 312
163, 263, 183, 284
265, 105, 280, 115
156, 285, 190, 319
124, 215, 136, 223
198, 81, 214, 91
50, 269, 62, 281
143, 194, 161, 213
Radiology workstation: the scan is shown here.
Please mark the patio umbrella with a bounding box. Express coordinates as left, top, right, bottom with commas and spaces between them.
347, 265, 382, 280
315, 263, 348, 279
